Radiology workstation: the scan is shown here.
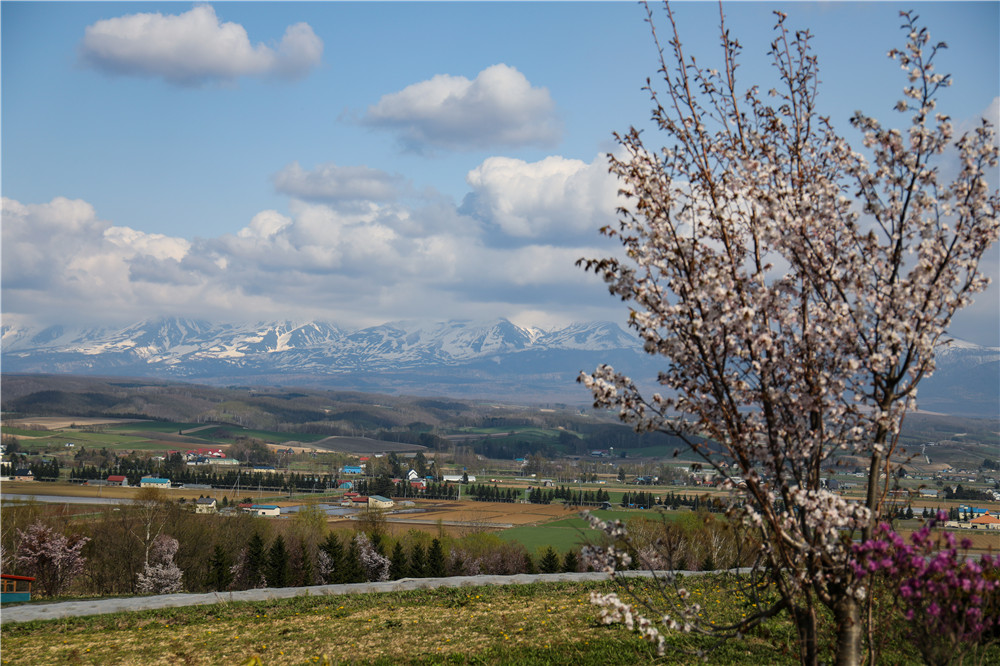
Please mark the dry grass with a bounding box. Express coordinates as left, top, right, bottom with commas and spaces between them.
0, 582, 673, 665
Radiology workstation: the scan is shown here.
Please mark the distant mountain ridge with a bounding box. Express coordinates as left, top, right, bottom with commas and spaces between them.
2, 317, 997, 414
0, 317, 644, 402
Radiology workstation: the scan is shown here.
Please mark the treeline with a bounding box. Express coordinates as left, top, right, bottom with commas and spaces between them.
69, 463, 330, 492
353, 477, 460, 500
943, 484, 994, 501
0, 458, 62, 480
621, 491, 720, 511
2, 496, 757, 599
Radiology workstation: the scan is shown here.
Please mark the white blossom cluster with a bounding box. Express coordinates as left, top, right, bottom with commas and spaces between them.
590, 592, 668, 655
354, 533, 390, 582
136, 534, 183, 594
582, 511, 706, 655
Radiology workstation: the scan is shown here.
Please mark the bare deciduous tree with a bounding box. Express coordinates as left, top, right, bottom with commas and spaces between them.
579, 4, 997, 665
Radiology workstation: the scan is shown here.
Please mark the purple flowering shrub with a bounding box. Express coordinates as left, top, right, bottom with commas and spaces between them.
851, 512, 998, 665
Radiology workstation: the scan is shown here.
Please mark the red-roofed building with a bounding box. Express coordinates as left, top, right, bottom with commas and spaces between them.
107, 475, 128, 486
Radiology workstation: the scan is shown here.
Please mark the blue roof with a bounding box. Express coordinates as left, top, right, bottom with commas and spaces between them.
369, 495, 392, 502
141, 477, 170, 483
252, 505, 280, 509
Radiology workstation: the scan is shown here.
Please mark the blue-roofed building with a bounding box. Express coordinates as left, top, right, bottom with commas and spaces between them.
250, 505, 281, 517
342, 466, 364, 475
139, 477, 170, 488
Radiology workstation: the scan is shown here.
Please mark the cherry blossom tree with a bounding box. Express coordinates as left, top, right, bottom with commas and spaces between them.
15, 521, 90, 597
578, 4, 998, 665
136, 534, 183, 594
355, 532, 390, 582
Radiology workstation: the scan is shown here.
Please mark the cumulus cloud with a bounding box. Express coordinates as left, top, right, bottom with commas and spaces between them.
272, 162, 407, 203
1, 197, 194, 318
363, 64, 561, 151
463, 154, 622, 238
79, 5, 322, 86
0, 191, 614, 329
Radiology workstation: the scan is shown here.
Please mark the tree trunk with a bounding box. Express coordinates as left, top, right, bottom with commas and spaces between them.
792, 604, 819, 666
833, 595, 862, 666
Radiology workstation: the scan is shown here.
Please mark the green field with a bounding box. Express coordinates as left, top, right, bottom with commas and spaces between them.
501, 509, 688, 555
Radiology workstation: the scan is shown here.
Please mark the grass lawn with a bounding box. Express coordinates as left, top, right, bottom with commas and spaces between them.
0, 578, 826, 666
2, 576, 965, 665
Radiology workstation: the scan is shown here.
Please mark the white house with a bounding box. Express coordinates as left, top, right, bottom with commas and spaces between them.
250, 504, 281, 517
195, 497, 218, 514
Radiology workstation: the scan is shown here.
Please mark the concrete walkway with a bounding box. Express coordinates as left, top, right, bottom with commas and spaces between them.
1, 569, 748, 624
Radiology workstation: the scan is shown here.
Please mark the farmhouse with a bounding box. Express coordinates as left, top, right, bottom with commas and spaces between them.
12, 469, 34, 482
106, 475, 128, 486
250, 505, 281, 517
341, 466, 364, 475
139, 477, 170, 488
442, 474, 476, 483
368, 495, 394, 510
195, 497, 218, 514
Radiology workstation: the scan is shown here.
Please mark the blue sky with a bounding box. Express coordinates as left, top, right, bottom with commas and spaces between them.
2, 1, 998, 345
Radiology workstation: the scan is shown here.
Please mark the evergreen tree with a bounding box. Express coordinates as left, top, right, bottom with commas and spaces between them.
702, 551, 716, 572
319, 532, 346, 584
206, 544, 233, 591
522, 552, 536, 574
343, 537, 365, 583
245, 533, 267, 588
408, 543, 427, 578
427, 539, 446, 577
266, 535, 290, 587
562, 550, 579, 573
539, 547, 561, 574
298, 548, 314, 586
389, 541, 407, 580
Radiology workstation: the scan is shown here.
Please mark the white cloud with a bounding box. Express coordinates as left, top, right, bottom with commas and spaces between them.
363, 64, 561, 151
272, 162, 406, 202
0, 197, 195, 318
79, 5, 322, 86
464, 155, 621, 238
0, 193, 616, 329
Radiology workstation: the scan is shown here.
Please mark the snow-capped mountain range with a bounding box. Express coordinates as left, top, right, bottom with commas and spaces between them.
2, 317, 997, 414
0, 317, 644, 402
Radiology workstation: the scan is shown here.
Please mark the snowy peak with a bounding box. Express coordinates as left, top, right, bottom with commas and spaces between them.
1, 318, 995, 414
1, 317, 637, 372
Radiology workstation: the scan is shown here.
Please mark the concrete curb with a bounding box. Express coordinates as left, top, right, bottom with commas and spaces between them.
0, 568, 752, 624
